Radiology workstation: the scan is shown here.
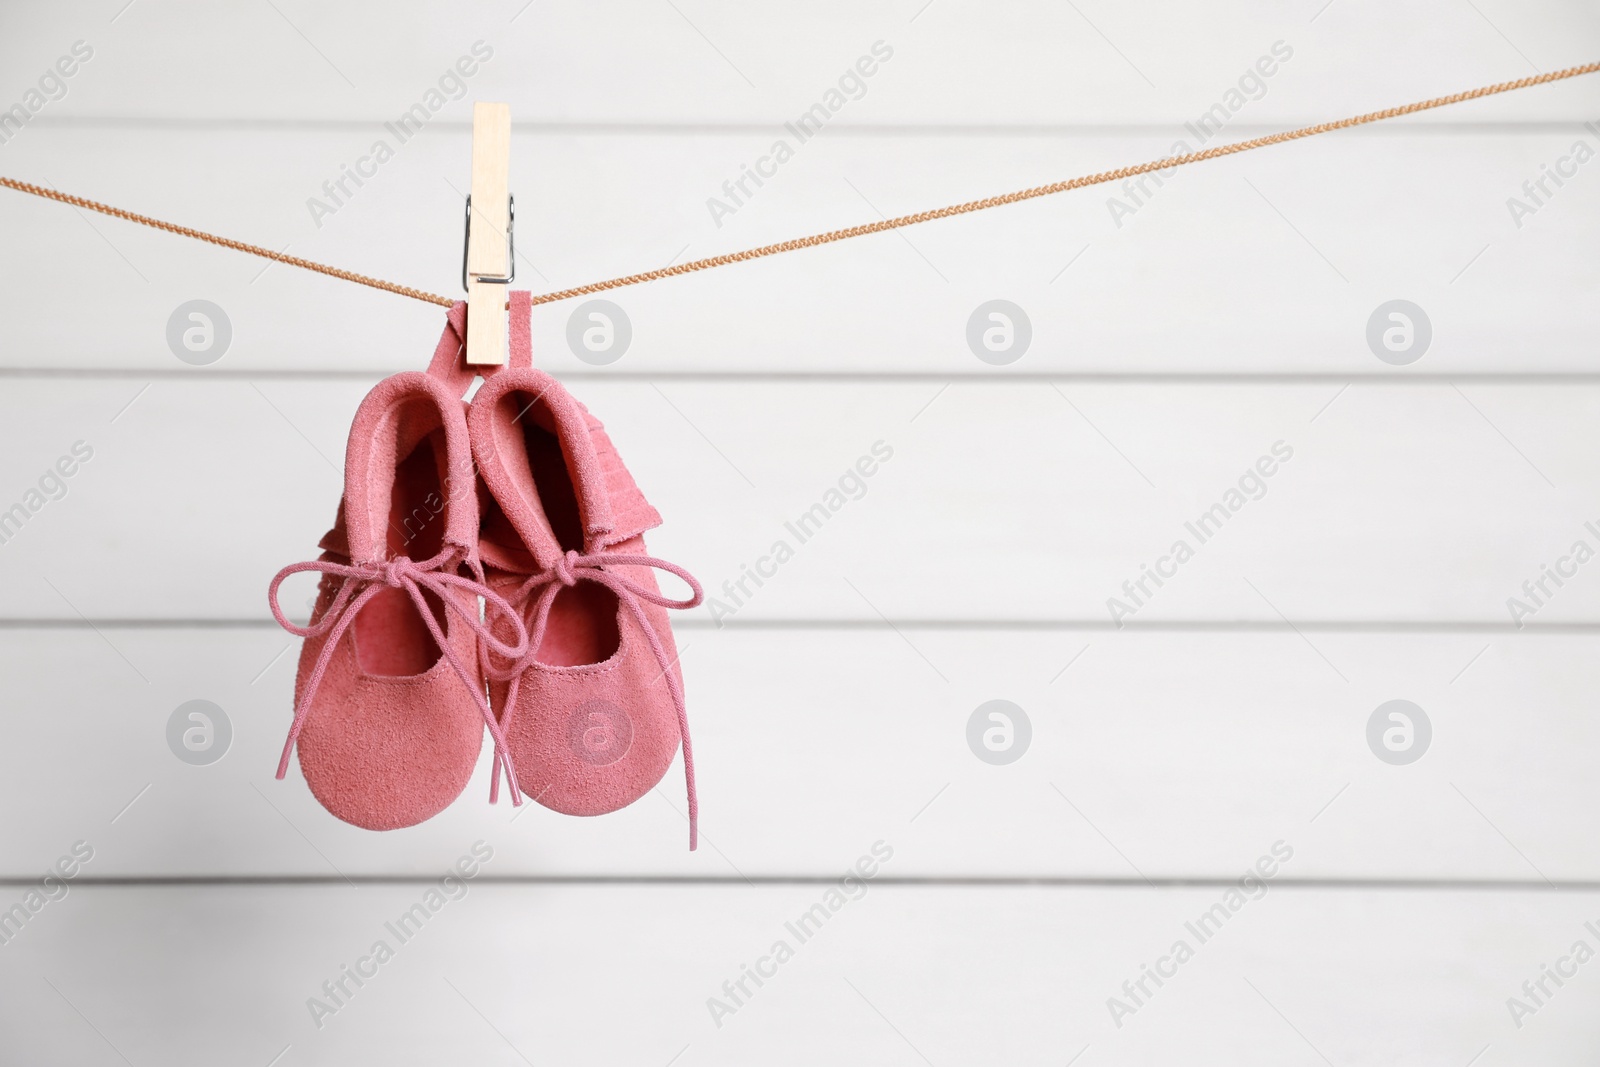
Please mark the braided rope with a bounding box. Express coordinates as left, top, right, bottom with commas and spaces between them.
0, 175, 455, 306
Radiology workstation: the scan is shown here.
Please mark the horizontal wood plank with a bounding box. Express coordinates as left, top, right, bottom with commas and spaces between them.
1, 378, 1598, 623
1, 626, 1595, 879
3, 0, 1595, 125
0, 881, 1594, 1064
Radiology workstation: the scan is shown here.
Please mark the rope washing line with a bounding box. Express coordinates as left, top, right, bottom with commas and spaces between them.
3, 60, 1597, 309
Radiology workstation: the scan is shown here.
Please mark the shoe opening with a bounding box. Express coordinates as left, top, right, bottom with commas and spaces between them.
507, 391, 621, 666
355, 424, 449, 676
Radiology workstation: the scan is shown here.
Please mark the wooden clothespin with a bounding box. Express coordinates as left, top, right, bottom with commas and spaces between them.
464, 101, 513, 365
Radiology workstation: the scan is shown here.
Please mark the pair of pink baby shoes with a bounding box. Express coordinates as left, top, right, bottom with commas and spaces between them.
267, 293, 703, 848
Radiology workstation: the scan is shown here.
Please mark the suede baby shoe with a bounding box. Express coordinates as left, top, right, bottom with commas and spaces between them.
268, 367, 528, 830
465, 330, 704, 848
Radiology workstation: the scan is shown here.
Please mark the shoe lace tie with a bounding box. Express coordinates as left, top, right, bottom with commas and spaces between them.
267, 553, 531, 803
484, 548, 704, 849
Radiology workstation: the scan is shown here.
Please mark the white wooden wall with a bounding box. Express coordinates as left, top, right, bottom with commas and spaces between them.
2, 1, 1599, 1063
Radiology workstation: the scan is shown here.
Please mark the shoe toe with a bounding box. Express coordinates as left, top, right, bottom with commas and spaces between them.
506, 646, 682, 817
295, 645, 485, 830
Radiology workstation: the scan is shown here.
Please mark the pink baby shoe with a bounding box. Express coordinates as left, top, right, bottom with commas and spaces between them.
465, 298, 704, 848
267, 365, 528, 830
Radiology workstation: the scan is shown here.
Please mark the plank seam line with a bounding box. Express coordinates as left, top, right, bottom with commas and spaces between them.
8, 876, 1597, 891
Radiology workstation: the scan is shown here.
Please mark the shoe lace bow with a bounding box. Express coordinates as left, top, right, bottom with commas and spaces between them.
267, 552, 531, 801
484, 548, 704, 848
